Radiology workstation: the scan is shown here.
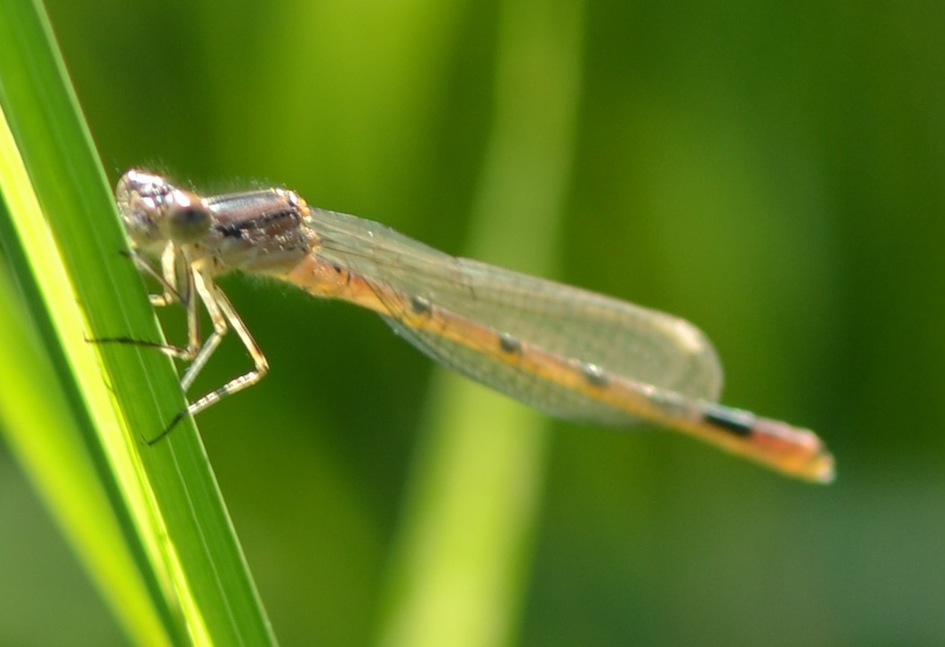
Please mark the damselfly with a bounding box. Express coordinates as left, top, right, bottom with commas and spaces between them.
115, 169, 834, 483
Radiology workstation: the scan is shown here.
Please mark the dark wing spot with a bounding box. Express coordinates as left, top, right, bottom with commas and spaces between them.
498, 332, 522, 354
581, 363, 609, 388
410, 295, 433, 316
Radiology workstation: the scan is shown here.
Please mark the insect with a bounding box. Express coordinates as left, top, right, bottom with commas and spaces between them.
115, 169, 834, 483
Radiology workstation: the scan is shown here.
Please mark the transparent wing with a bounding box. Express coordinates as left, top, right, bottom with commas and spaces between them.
305, 207, 724, 425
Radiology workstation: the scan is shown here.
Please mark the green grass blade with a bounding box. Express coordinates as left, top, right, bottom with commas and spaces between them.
378, 1, 585, 645
0, 0, 275, 644
0, 215, 169, 644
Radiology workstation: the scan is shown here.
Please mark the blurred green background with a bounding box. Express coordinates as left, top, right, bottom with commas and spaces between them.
3, 0, 945, 644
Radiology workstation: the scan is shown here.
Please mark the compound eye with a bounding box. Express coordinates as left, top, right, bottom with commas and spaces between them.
166, 191, 212, 243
